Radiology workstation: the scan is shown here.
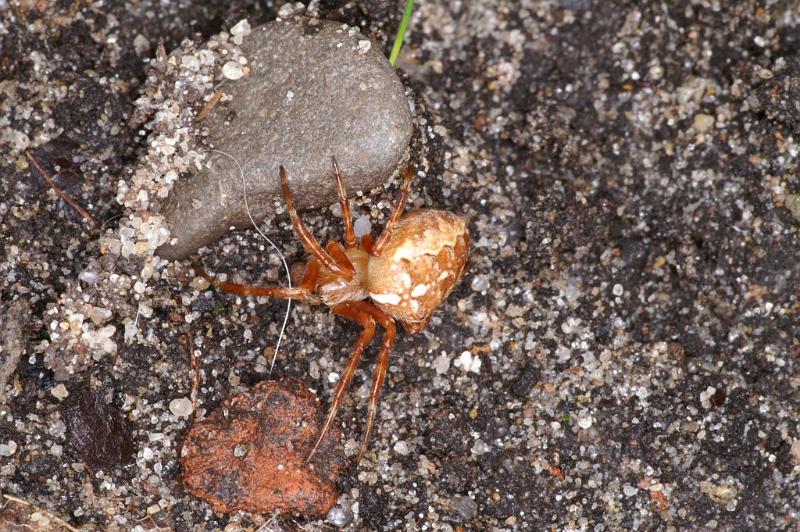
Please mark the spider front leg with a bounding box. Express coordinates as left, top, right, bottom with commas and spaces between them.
279, 166, 355, 279
373, 166, 415, 254
360, 234, 375, 254
332, 157, 356, 249
325, 241, 356, 274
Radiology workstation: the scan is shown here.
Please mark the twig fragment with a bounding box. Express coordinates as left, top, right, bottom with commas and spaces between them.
25, 150, 98, 230
1, 493, 81, 532
182, 331, 202, 420
196, 89, 224, 120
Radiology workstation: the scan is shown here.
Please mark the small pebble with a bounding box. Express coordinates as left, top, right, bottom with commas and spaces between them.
51, 383, 69, 400
471, 275, 490, 292
88, 306, 112, 325
433, 352, 451, 375
230, 19, 251, 39
623, 485, 638, 497
0, 440, 17, 456
693, 113, 715, 132
455, 351, 481, 373
169, 397, 194, 419
700, 386, 716, 409
700, 480, 738, 503
354, 215, 372, 238
393, 440, 410, 456
784, 194, 800, 222
48, 420, 66, 438
449, 495, 478, 522
327, 502, 354, 527
221, 61, 245, 80
181, 55, 200, 70
133, 34, 150, 55
471, 439, 490, 455
278, 2, 305, 17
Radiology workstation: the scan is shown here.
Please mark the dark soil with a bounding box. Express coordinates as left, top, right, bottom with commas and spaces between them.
1, 1, 798, 530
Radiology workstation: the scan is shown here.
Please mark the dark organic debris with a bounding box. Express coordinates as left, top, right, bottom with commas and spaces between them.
180, 378, 347, 516
62, 384, 135, 470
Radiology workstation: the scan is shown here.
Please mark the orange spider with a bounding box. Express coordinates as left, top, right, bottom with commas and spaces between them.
194, 159, 470, 462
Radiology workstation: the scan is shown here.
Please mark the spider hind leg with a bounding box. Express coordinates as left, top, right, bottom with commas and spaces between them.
306, 301, 397, 464
351, 301, 397, 462
306, 302, 376, 462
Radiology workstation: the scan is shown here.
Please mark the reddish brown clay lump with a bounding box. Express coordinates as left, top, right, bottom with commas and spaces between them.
179, 378, 347, 516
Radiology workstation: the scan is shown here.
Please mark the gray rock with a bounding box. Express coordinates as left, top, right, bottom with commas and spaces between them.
157, 18, 413, 260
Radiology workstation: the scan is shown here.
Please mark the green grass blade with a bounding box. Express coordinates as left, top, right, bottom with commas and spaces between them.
389, 0, 415, 67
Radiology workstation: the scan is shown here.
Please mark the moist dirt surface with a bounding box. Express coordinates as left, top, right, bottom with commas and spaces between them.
1, 1, 799, 531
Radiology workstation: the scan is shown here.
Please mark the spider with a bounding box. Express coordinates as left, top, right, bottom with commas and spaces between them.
194, 158, 470, 462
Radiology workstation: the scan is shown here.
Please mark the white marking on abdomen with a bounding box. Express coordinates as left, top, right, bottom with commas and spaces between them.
411, 284, 428, 297
370, 292, 402, 305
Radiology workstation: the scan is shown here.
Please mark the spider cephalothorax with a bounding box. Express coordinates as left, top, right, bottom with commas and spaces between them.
194, 159, 470, 461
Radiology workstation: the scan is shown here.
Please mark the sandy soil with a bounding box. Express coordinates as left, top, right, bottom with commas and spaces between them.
1, 1, 798, 530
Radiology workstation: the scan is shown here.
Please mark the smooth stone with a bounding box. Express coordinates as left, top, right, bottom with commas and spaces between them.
157, 18, 413, 260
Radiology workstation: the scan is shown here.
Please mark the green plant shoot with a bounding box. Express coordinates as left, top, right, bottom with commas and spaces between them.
389, 0, 415, 67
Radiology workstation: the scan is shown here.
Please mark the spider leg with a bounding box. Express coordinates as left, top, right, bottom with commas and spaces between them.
360, 234, 375, 254
350, 301, 397, 462
279, 166, 355, 279
373, 166, 415, 254
332, 157, 356, 248
326, 241, 355, 273
193, 259, 319, 299
297, 257, 321, 289
306, 302, 377, 463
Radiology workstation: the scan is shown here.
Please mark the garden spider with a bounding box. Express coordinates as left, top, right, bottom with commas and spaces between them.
194, 159, 470, 462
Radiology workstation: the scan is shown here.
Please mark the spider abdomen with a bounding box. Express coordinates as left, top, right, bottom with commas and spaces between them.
367, 209, 470, 333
